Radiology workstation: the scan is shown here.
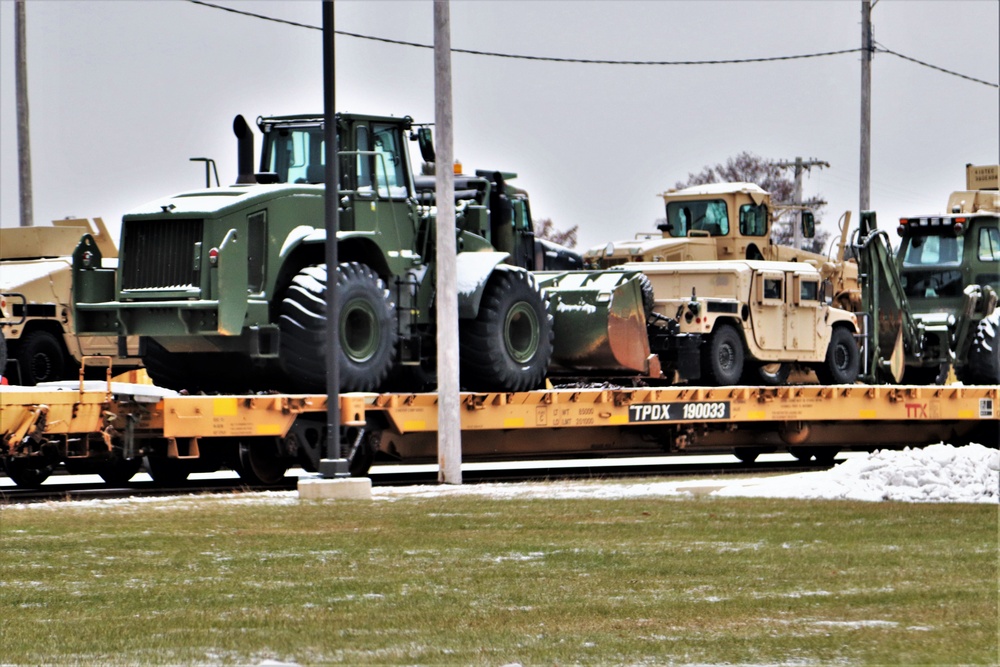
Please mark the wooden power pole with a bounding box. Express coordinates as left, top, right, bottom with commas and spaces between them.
16, 0, 33, 227
773, 157, 830, 248
434, 0, 462, 485
860, 0, 873, 213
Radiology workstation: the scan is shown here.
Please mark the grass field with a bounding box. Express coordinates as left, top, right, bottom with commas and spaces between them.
1, 486, 997, 665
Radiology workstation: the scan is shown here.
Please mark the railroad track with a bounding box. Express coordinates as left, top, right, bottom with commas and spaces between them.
0, 457, 834, 505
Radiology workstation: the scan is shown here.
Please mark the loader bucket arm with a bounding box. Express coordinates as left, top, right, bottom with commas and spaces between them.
853, 226, 925, 383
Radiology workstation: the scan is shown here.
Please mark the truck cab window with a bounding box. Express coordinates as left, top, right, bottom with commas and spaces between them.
978, 227, 1000, 262
371, 123, 408, 199
739, 203, 768, 237
665, 199, 730, 238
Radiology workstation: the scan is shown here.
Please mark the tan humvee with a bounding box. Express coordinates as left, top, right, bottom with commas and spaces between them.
0, 218, 141, 384
631, 259, 861, 385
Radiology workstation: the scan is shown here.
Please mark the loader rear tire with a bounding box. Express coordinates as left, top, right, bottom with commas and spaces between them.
279, 262, 397, 393
815, 326, 860, 385
701, 323, 744, 386
459, 270, 553, 392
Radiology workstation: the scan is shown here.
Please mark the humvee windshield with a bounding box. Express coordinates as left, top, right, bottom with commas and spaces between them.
262, 122, 408, 198
665, 200, 730, 237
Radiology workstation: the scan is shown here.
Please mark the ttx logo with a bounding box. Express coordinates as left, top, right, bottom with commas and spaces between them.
904, 403, 928, 418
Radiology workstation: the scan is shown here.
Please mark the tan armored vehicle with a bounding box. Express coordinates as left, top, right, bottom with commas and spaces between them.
633, 259, 861, 385
0, 218, 141, 384
585, 182, 860, 311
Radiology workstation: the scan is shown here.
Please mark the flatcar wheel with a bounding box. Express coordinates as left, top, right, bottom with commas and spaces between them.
98, 454, 143, 486
734, 449, 761, 463
238, 439, 288, 486
4, 456, 53, 488
144, 456, 190, 486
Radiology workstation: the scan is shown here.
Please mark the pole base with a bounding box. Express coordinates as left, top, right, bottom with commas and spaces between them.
318, 458, 351, 479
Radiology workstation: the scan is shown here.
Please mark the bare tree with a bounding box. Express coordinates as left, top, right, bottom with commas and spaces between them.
534, 218, 578, 249
674, 152, 830, 253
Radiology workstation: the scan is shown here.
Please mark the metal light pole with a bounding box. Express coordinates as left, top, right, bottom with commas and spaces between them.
320, 0, 348, 478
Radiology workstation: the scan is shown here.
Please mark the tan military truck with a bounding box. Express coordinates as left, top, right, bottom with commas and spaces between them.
633, 259, 861, 385
585, 182, 861, 312
0, 218, 141, 384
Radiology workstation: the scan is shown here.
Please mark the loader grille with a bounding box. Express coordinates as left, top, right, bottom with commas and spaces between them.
121, 219, 203, 290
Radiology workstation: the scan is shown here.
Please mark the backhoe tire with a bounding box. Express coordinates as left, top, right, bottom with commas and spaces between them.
16, 330, 67, 385
815, 326, 860, 385
280, 262, 397, 393
459, 270, 553, 392
966, 311, 999, 384
701, 323, 745, 386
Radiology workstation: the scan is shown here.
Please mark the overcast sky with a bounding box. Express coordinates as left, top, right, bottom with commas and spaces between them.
1, 0, 997, 254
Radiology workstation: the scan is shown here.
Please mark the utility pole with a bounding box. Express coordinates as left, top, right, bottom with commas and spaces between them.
860, 0, 874, 213
773, 157, 830, 248
434, 0, 462, 485
16, 0, 33, 227
319, 0, 348, 478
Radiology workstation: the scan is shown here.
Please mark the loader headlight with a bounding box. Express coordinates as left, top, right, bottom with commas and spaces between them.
81, 250, 96, 268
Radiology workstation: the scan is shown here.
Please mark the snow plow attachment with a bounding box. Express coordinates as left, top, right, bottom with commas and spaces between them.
536, 269, 656, 376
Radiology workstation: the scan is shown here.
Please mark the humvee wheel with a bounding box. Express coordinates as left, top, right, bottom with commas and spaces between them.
237, 439, 288, 486
702, 323, 745, 386
280, 263, 397, 393
17, 330, 67, 385
459, 270, 553, 392
816, 326, 860, 385
4, 456, 53, 488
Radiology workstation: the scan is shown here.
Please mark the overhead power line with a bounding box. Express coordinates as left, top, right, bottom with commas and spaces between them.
877, 44, 999, 89
187, 0, 999, 87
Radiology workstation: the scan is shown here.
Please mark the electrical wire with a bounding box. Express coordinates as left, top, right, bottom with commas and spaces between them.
187, 0, 998, 88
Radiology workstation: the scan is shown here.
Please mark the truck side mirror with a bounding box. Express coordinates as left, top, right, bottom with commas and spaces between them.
416, 127, 435, 163
801, 211, 815, 239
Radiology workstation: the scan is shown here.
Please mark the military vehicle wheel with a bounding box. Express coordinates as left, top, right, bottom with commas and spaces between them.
280, 263, 397, 393
815, 326, 860, 384
966, 311, 999, 384
16, 330, 67, 384
237, 439, 288, 486
745, 362, 791, 386
459, 270, 553, 392
701, 323, 744, 386
4, 457, 52, 488
98, 454, 143, 486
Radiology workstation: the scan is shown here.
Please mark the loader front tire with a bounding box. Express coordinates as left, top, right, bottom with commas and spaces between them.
279, 262, 397, 393
460, 270, 553, 392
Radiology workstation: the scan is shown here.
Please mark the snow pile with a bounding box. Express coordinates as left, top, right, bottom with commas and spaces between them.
715, 443, 999, 504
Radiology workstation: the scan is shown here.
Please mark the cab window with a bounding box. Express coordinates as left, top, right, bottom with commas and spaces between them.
978, 227, 1000, 262
665, 200, 730, 237
371, 123, 408, 199
902, 235, 963, 267
739, 203, 768, 237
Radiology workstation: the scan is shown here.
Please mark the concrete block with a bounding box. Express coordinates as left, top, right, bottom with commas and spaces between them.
298, 476, 372, 500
